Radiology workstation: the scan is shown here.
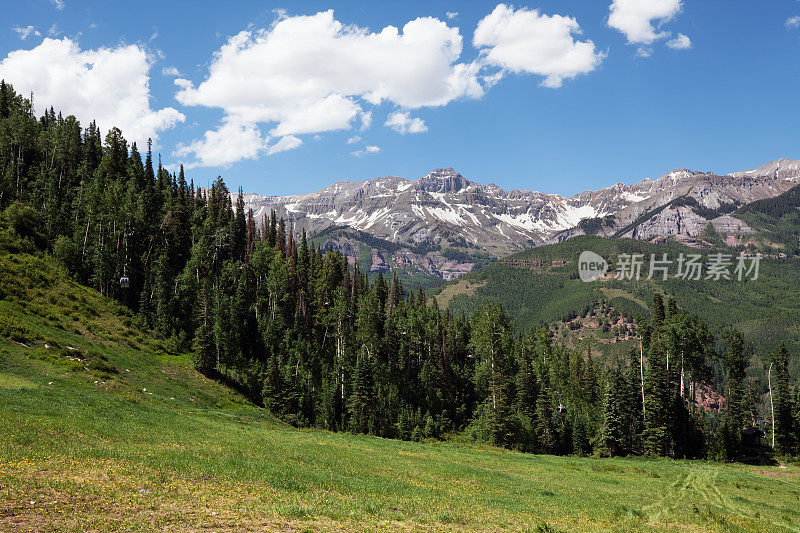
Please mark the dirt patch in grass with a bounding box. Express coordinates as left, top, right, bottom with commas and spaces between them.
756, 470, 800, 478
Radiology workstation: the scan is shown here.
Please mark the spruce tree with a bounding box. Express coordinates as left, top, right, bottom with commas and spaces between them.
349, 350, 375, 434
643, 339, 670, 455
773, 344, 793, 454
599, 368, 626, 456
651, 293, 665, 330
723, 329, 747, 456
193, 288, 216, 375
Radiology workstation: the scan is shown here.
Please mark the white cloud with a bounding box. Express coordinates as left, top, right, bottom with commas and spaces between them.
267, 135, 302, 155
384, 111, 428, 134
787, 16, 800, 29
446, 12, 459, 20
0, 38, 184, 145
174, 120, 266, 168
50, 0, 64, 10
351, 145, 380, 157
607, 0, 682, 45
346, 135, 362, 144
473, 4, 605, 88
359, 111, 372, 131
666, 33, 691, 49
13, 26, 40, 40
270, 94, 361, 137
162, 66, 180, 76
174, 9, 485, 166
635, 46, 653, 58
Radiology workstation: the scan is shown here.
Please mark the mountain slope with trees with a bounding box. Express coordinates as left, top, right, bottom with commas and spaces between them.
2, 80, 800, 461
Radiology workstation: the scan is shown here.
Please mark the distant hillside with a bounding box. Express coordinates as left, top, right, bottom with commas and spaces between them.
308, 225, 492, 288
432, 235, 800, 373
733, 181, 800, 256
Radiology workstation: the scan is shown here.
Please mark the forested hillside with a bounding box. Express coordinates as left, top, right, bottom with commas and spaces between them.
435, 236, 800, 361
2, 80, 800, 460
734, 181, 800, 256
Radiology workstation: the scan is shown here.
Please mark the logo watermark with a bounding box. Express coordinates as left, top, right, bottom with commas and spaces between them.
578, 251, 762, 283
578, 250, 609, 282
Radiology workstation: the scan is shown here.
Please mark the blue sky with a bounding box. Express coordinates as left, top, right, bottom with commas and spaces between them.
2, 1, 799, 196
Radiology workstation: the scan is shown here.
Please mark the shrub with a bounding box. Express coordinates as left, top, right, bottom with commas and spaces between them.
87, 357, 118, 377
53, 236, 79, 273
29, 348, 83, 371
0, 315, 38, 344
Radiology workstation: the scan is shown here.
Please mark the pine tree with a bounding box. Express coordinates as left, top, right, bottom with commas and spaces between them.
349, 350, 375, 434
276, 217, 286, 256
651, 293, 665, 330
773, 344, 793, 453
0, 80, 9, 119
471, 303, 514, 446
193, 288, 216, 375
535, 369, 556, 454
643, 339, 670, 456
724, 329, 747, 429
598, 368, 626, 456
231, 188, 246, 261
245, 208, 256, 262
723, 329, 747, 456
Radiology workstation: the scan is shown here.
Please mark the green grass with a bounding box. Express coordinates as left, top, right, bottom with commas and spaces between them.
2, 249, 800, 531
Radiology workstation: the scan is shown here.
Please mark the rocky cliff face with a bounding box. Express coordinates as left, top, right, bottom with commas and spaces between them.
241, 159, 800, 280
555, 159, 800, 243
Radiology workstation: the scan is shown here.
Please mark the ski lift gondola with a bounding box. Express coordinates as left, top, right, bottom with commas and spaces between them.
120, 266, 130, 289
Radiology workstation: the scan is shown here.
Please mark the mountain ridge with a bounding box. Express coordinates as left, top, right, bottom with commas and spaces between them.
240, 158, 800, 281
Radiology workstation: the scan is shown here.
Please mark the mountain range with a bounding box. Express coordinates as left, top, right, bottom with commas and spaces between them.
241, 158, 800, 282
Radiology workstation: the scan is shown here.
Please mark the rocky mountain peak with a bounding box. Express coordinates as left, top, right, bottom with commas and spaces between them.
416, 168, 470, 193
728, 158, 800, 180
239, 157, 800, 282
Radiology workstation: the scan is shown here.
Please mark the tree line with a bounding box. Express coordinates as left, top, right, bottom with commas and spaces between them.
2, 80, 798, 459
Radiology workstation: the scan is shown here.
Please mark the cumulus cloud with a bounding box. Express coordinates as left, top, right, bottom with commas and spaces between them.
346, 135, 362, 144
607, 0, 683, 44
161, 66, 180, 76
473, 4, 605, 88
0, 38, 184, 145
446, 12, 459, 20
351, 145, 380, 157
267, 135, 302, 155
174, 6, 606, 167
174, 9, 485, 166
787, 16, 800, 29
13, 25, 40, 40
384, 111, 428, 134
174, 120, 266, 168
666, 33, 691, 49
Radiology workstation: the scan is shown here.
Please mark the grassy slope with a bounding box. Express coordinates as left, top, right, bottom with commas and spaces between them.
2, 250, 800, 531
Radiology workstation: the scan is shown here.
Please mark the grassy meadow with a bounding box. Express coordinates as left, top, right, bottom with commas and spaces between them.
1, 251, 800, 531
